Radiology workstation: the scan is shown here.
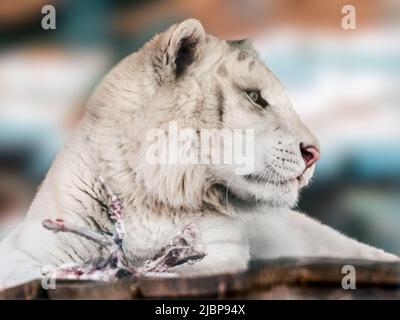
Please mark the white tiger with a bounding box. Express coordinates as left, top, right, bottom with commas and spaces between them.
0, 19, 397, 289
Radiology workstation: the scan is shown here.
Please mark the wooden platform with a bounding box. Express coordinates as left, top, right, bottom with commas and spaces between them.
1, 258, 400, 299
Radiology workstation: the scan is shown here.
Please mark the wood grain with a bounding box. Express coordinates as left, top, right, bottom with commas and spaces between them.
1, 258, 400, 299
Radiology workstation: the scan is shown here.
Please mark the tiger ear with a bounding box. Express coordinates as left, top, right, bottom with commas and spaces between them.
164, 19, 206, 78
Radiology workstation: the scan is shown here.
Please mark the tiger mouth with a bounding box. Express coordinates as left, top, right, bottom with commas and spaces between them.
243, 173, 301, 185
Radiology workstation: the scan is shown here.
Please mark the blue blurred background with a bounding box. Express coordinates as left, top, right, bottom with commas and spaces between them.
0, 0, 399, 254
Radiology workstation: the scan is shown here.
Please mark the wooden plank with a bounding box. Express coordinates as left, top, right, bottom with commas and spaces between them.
1, 258, 400, 299
47, 280, 139, 300
137, 272, 250, 298
0, 280, 46, 300
249, 258, 400, 287
243, 285, 400, 299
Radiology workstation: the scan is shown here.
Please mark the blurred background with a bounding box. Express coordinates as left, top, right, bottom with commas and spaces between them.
0, 0, 399, 254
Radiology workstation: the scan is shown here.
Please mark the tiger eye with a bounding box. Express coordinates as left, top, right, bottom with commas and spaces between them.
248, 90, 259, 102
245, 89, 269, 109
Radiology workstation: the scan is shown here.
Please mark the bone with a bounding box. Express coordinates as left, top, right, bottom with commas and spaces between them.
42, 177, 206, 282
141, 223, 206, 273
42, 219, 113, 247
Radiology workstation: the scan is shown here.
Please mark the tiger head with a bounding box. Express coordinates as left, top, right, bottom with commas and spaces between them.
90, 19, 320, 214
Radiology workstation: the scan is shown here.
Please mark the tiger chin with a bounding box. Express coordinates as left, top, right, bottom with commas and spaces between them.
0, 19, 398, 289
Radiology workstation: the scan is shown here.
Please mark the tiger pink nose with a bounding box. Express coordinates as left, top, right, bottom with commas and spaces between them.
300, 144, 320, 168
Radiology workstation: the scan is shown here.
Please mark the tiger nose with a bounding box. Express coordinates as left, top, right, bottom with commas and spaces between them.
300, 143, 320, 168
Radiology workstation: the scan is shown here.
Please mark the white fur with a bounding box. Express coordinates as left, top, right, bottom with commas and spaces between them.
0, 19, 397, 289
